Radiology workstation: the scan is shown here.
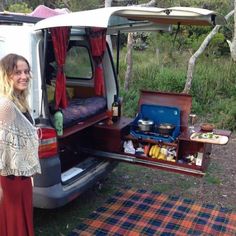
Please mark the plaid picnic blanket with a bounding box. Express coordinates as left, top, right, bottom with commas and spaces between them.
68, 189, 236, 236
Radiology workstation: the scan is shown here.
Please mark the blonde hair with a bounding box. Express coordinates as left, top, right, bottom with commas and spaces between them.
0, 53, 31, 112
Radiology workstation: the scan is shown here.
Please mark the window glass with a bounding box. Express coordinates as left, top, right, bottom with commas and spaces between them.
64, 45, 93, 79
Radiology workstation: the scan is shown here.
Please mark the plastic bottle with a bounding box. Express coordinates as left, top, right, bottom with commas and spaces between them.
111, 94, 121, 122
54, 110, 63, 136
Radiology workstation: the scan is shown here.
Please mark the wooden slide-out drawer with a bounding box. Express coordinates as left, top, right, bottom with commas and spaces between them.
85, 117, 215, 177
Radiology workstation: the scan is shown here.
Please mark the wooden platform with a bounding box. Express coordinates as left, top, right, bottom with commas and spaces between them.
60, 112, 108, 138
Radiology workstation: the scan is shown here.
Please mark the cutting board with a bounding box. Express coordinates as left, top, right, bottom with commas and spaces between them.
190, 132, 229, 145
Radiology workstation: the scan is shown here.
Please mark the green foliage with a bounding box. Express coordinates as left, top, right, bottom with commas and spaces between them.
209, 33, 230, 56
167, 28, 230, 56
7, 2, 32, 13
174, 0, 232, 14
67, 0, 103, 11
120, 89, 139, 118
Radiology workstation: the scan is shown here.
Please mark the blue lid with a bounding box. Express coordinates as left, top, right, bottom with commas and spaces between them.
140, 104, 180, 126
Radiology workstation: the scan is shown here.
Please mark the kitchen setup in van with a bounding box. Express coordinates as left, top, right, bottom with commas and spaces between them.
84, 90, 231, 177
0, 5, 230, 209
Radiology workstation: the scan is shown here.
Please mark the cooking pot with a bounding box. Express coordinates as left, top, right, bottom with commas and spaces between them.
138, 118, 154, 132
156, 123, 175, 136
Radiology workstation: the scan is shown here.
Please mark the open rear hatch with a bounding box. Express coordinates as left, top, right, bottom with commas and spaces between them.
34, 6, 226, 33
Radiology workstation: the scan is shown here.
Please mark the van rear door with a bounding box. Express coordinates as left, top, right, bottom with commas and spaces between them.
34, 6, 226, 32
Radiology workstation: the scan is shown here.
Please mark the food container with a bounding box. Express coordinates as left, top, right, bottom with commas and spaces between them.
138, 118, 154, 132
200, 123, 214, 132
156, 123, 175, 136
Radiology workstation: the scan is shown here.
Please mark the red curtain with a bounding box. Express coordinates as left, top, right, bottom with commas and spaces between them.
50, 27, 71, 109
88, 28, 107, 96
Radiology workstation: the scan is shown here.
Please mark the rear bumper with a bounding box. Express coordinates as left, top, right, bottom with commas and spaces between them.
33, 160, 117, 209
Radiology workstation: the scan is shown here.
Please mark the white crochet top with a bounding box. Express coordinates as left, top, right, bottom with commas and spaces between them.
0, 97, 41, 176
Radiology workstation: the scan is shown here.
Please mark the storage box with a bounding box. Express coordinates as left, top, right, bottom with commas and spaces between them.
130, 104, 180, 142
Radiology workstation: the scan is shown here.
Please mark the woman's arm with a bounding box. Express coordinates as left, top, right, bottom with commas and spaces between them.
0, 98, 14, 204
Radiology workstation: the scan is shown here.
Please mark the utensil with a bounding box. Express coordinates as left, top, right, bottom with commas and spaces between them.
138, 118, 154, 132
156, 123, 175, 136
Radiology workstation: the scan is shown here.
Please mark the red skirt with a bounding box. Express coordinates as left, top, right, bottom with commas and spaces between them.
0, 176, 34, 236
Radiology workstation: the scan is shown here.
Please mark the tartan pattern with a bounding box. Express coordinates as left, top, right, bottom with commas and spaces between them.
68, 189, 236, 236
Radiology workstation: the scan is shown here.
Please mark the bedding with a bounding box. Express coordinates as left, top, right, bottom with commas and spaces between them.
62, 96, 107, 128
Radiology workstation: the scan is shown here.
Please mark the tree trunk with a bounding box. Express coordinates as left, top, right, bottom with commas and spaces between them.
183, 10, 234, 94
139, 0, 157, 7
123, 0, 157, 91
0, 3, 3, 11
124, 33, 134, 91
105, 0, 113, 7
104, 0, 113, 58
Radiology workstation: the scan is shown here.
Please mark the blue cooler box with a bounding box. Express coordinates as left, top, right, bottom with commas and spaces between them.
130, 104, 181, 143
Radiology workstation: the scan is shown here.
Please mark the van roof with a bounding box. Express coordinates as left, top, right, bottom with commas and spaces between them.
34, 6, 226, 33
0, 12, 42, 24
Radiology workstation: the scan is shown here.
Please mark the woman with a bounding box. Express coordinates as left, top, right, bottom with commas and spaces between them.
0, 54, 41, 236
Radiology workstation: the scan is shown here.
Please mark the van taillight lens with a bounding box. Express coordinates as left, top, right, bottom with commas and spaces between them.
38, 128, 58, 159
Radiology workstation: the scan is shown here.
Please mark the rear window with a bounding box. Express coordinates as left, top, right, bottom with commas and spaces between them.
65, 45, 93, 79
47, 41, 93, 80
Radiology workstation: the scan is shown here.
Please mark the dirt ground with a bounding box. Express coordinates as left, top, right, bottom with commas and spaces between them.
102, 133, 236, 210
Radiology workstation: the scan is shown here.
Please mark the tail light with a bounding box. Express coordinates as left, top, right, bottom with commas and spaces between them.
38, 127, 58, 159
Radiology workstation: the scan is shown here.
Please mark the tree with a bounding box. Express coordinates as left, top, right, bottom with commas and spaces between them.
124, 33, 134, 91
124, 0, 157, 91
183, 10, 234, 94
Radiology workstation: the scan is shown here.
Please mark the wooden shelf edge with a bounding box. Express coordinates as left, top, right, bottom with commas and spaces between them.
60, 112, 108, 138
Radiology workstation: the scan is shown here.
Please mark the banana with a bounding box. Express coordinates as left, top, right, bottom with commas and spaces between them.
166, 155, 174, 161
149, 145, 155, 157
158, 153, 166, 160
149, 145, 162, 158
152, 145, 158, 158
148, 147, 151, 156
155, 146, 160, 158
160, 147, 167, 155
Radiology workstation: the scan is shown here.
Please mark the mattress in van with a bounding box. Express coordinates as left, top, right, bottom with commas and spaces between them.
62, 96, 107, 128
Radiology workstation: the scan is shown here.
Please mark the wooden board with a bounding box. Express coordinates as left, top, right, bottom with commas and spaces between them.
190, 132, 229, 145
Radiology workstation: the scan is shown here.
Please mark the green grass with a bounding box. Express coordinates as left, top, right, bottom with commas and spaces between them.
204, 175, 221, 185
204, 162, 222, 185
